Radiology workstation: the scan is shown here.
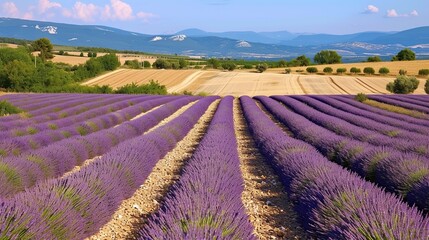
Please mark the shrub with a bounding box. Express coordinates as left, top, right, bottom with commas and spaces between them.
379, 67, 390, 75
79, 52, 84, 57
363, 67, 375, 75
124, 60, 141, 69
152, 59, 172, 69
323, 67, 333, 73
58, 50, 65, 55
143, 61, 151, 68
221, 62, 236, 71
256, 63, 268, 73
115, 80, 167, 95
336, 68, 347, 74
386, 75, 420, 94
367, 56, 382, 62
0, 100, 23, 116
243, 64, 253, 69
399, 69, 407, 76
355, 93, 368, 102
418, 69, 429, 76
306, 67, 318, 73
350, 67, 361, 74
285, 68, 291, 74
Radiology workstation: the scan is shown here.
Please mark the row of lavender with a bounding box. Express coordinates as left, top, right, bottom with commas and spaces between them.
241, 96, 429, 238
0, 95, 181, 158
0, 96, 198, 198
140, 96, 255, 239
0, 96, 218, 239
256, 95, 429, 211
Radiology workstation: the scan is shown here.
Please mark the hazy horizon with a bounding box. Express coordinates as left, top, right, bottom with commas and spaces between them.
0, 0, 428, 35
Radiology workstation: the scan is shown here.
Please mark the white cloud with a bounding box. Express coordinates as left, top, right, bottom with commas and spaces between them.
109, 0, 133, 20
386, 9, 398, 17
386, 9, 419, 18
410, 10, 419, 17
38, 0, 61, 14
72, 2, 99, 22
1, 2, 20, 17
364, 5, 379, 14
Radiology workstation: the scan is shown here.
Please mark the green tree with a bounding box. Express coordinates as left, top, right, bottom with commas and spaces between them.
278, 59, 287, 67
221, 62, 236, 71
363, 67, 375, 75
32, 38, 54, 62
256, 63, 268, 73
314, 50, 342, 64
207, 58, 220, 69
98, 53, 120, 71
367, 56, 382, 62
296, 55, 311, 66
350, 67, 361, 74
179, 59, 188, 69
323, 67, 333, 73
152, 59, 172, 69
418, 69, 429, 76
143, 61, 151, 68
379, 67, 390, 75
386, 75, 419, 94
80, 52, 84, 57
336, 68, 347, 74
392, 48, 416, 61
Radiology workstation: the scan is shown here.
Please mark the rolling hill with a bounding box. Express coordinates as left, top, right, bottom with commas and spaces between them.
1, 17, 428, 60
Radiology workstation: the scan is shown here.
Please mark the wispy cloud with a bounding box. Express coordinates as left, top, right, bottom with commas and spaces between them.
386, 9, 419, 18
363, 5, 379, 14
1, 2, 20, 17
38, 0, 61, 14
71, 2, 99, 22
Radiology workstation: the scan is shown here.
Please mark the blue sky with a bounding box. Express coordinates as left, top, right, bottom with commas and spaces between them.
1, 0, 428, 34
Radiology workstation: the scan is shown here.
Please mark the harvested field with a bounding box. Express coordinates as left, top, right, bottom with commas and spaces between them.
276, 59, 429, 76
83, 69, 198, 89
51, 52, 157, 66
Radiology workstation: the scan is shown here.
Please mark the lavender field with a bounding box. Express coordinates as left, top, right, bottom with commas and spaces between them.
1, 93, 429, 239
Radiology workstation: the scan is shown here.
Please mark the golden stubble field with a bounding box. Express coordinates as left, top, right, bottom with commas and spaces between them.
50, 52, 158, 66
83, 69, 428, 96
267, 60, 429, 76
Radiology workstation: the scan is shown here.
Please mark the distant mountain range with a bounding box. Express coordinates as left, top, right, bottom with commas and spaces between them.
1, 18, 429, 60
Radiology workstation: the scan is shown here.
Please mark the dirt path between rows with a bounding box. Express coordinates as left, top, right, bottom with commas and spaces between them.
233, 99, 308, 239
87, 100, 219, 240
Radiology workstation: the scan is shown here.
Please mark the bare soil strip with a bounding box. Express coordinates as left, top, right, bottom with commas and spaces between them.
329, 77, 350, 94
355, 78, 385, 94
87, 100, 220, 240
233, 99, 308, 239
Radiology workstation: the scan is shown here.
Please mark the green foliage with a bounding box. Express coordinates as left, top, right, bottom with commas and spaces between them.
115, 80, 167, 95
350, 67, 361, 74
0, 100, 23, 116
285, 68, 291, 74
124, 60, 141, 69
58, 50, 65, 55
207, 58, 220, 69
256, 63, 268, 73
355, 93, 368, 102
221, 62, 236, 71
0, 47, 32, 65
336, 68, 347, 74
399, 69, 408, 76
306, 67, 318, 73
143, 61, 151, 68
179, 59, 188, 69
392, 48, 416, 61
287, 55, 311, 67
79, 52, 84, 57
367, 56, 382, 62
386, 75, 420, 94
363, 67, 375, 75
323, 67, 333, 73
314, 50, 342, 64
425, 80, 429, 94
418, 69, 429, 76
32, 38, 54, 62
379, 67, 390, 75
243, 64, 253, 69
152, 59, 172, 69
278, 60, 287, 67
